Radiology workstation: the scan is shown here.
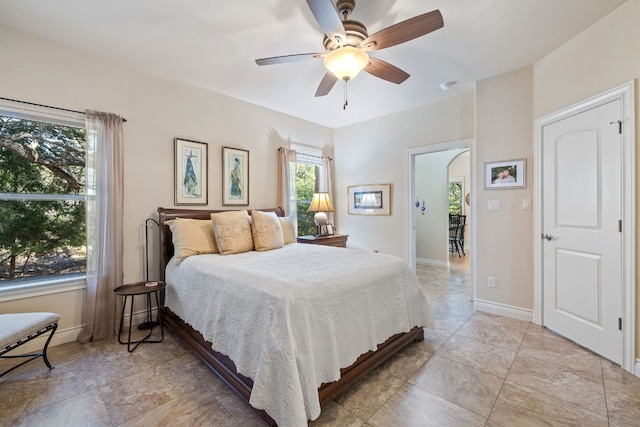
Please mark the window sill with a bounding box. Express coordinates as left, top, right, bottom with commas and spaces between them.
0, 275, 86, 303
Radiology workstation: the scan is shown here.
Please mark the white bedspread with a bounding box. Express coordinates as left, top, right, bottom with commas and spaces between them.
165, 243, 431, 427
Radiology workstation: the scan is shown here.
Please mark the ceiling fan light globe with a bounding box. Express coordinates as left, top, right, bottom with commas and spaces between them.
323, 46, 369, 80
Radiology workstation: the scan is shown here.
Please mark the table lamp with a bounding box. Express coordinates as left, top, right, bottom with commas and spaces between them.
307, 192, 335, 236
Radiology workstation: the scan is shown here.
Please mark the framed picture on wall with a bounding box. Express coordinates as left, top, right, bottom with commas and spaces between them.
347, 184, 391, 215
484, 159, 526, 189
174, 138, 208, 205
222, 146, 249, 205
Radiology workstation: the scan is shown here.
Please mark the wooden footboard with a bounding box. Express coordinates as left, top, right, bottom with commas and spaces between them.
160, 306, 423, 425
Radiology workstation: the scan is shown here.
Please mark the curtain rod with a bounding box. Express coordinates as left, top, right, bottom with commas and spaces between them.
0, 96, 127, 123
278, 147, 332, 161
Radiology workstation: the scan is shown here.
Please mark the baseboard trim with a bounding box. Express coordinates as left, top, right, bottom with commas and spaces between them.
635, 358, 640, 378
475, 299, 534, 322
10, 309, 149, 353
416, 258, 449, 269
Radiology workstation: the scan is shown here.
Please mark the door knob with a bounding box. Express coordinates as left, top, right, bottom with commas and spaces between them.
541, 234, 555, 241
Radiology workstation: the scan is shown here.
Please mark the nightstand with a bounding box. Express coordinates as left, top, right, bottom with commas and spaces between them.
297, 234, 348, 248
114, 281, 165, 352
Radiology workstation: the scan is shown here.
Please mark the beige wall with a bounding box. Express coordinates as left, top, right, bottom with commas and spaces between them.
0, 25, 333, 339
533, 0, 640, 365
333, 93, 476, 257
534, 0, 640, 118
475, 66, 535, 312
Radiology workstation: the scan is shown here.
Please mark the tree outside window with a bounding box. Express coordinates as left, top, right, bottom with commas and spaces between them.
448, 180, 463, 215
0, 115, 86, 283
295, 163, 319, 236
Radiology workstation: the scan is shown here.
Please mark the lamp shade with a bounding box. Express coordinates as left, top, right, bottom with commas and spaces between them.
323, 46, 369, 81
307, 192, 335, 213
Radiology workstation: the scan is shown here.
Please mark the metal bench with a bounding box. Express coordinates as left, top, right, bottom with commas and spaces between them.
0, 312, 60, 377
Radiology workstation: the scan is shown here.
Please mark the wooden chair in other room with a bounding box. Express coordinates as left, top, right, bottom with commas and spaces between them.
448, 214, 466, 257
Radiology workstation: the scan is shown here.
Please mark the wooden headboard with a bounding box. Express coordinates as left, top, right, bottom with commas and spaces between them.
156, 207, 286, 281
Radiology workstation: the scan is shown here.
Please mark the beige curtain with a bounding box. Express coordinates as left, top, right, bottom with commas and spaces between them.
278, 148, 298, 221
320, 156, 335, 226
78, 111, 124, 343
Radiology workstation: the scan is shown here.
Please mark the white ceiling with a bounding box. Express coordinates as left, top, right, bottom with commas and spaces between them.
0, 0, 627, 129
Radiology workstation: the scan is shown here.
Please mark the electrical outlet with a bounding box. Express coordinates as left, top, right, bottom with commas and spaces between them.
488, 277, 496, 288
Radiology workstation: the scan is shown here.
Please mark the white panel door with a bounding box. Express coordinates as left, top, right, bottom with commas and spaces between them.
542, 99, 622, 364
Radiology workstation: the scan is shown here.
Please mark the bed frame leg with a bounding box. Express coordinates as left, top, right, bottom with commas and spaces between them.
41, 323, 58, 369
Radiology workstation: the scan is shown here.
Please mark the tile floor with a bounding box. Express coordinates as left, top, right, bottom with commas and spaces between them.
1, 254, 639, 426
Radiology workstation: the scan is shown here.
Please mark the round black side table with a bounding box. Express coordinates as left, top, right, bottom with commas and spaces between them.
114, 281, 165, 352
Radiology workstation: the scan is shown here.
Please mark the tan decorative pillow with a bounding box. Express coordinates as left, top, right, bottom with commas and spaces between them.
279, 217, 297, 245
210, 210, 254, 255
251, 210, 284, 251
167, 218, 218, 265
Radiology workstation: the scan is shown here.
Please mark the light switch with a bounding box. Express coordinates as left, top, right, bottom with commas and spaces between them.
488, 200, 501, 211
522, 199, 532, 210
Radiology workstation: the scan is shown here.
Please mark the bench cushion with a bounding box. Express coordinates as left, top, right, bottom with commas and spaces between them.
0, 312, 61, 350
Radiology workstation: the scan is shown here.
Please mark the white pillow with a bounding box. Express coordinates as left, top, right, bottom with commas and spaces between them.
252, 210, 284, 251
279, 217, 297, 244
167, 218, 218, 265
210, 210, 254, 255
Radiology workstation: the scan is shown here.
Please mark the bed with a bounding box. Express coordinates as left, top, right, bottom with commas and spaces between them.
157, 207, 430, 426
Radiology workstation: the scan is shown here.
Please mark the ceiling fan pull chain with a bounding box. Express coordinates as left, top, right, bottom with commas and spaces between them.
343, 80, 348, 110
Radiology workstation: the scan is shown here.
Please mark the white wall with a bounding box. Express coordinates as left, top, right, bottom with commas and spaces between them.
0, 25, 333, 338
415, 149, 467, 265
334, 93, 476, 257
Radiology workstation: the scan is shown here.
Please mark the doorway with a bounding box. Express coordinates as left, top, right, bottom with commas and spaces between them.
534, 82, 635, 372
407, 138, 475, 300
448, 152, 470, 262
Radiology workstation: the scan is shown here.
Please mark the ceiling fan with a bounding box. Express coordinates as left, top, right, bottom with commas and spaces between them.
255, 0, 444, 101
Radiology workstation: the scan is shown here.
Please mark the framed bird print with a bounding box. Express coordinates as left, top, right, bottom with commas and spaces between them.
174, 138, 208, 205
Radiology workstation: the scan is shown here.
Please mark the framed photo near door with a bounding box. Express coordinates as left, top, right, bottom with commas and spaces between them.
484, 159, 526, 189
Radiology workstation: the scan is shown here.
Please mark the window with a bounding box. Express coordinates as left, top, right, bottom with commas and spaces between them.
448, 178, 464, 215
289, 144, 326, 236
295, 162, 320, 236
0, 112, 86, 287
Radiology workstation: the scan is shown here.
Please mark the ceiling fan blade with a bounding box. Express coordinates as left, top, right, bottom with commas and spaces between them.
361, 9, 443, 52
306, 0, 347, 46
315, 72, 338, 97
364, 58, 410, 84
256, 53, 323, 66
